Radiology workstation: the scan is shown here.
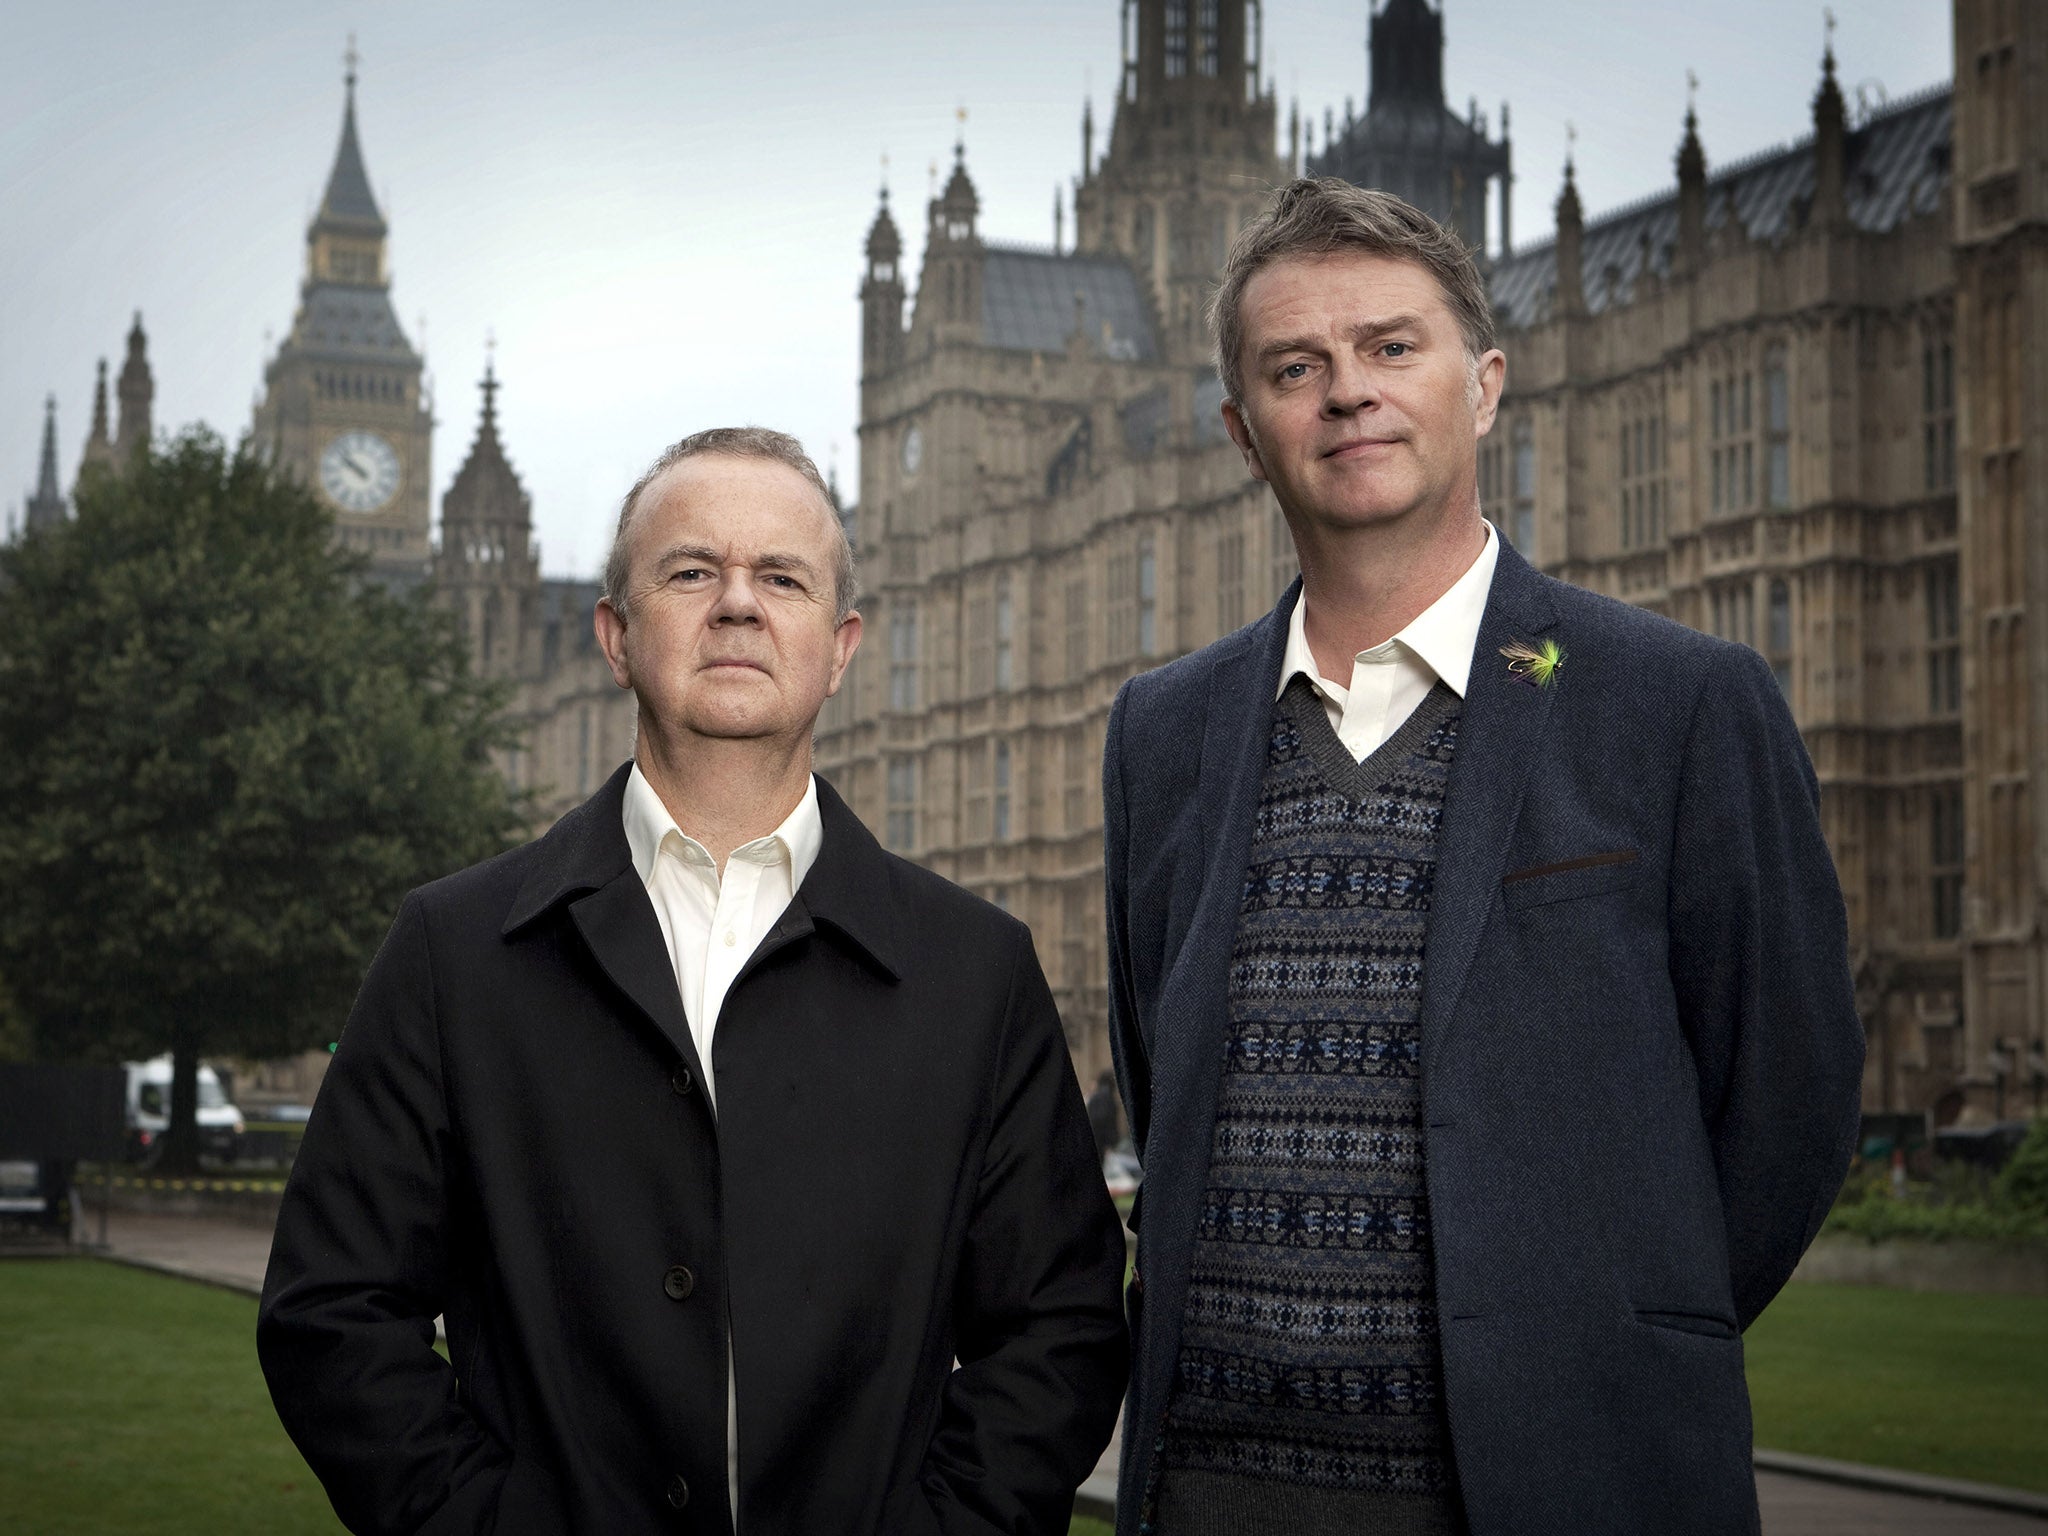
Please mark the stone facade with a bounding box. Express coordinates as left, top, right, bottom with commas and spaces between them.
818, 1, 2040, 1124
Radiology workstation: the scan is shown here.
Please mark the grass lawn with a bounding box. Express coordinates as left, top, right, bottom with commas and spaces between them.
0, 1257, 1115, 1533
0, 1258, 343, 1535
1743, 1281, 2048, 1494
7, 1257, 2042, 1531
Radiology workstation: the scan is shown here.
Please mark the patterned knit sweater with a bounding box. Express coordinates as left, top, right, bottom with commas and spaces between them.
1153, 677, 1466, 1536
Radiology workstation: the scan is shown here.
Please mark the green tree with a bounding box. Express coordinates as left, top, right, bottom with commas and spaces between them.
0, 430, 525, 1169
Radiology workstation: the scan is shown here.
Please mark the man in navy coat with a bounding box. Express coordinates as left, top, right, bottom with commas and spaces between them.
1102, 180, 1863, 1535
261, 428, 1126, 1534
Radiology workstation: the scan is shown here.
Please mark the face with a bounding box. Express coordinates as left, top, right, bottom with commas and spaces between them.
1222, 250, 1505, 547
594, 455, 860, 752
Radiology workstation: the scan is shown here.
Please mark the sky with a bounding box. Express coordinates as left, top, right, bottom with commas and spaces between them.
3, 1, 1953, 580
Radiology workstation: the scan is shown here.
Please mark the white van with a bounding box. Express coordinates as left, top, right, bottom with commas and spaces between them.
124, 1056, 244, 1162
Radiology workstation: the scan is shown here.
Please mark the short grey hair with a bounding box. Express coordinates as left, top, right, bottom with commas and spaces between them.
1208, 177, 1498, 405
602, 426, 856, 623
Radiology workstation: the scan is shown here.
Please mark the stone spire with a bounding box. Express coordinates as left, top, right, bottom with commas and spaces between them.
1811, 37, 1848, 225
304, 39, 391, 290
1675, 80, 1708, 273
115, 312, 154, 462
436, 352, 536, 677
24, 395, 66, 531
861, 178, 906, 378
922, 136, 984, 338
317, 37, 386, 236
78, 358, 114, 480
1554, 152, 1585, 319
933, 135, 980, 244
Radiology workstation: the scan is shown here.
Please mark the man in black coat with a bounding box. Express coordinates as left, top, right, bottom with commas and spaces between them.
260, 427, 1127, 1536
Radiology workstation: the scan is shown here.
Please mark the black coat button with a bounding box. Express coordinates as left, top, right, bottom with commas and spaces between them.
663, 1264, 695, 1301
670, 1064, 693, 1096
666, 1474, 690, 1509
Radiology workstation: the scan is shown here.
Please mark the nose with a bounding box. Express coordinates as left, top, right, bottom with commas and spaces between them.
1322, 350, 1380, 417
709, 566, 764, 625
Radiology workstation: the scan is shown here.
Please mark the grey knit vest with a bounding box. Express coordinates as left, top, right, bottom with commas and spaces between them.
1151, 677, 1467, 1536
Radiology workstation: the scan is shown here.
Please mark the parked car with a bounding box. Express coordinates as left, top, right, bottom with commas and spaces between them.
123, 1056, 244, 1163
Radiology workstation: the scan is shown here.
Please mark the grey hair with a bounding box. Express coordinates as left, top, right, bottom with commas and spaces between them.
602, 426, 856, 623
1208, 177, 1498, 405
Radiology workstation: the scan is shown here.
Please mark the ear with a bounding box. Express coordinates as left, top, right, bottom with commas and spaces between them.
824, 610, 863, 697
1471, 348, 1508, 438
594, 599, 633, 690
1221, 399, 1270, 484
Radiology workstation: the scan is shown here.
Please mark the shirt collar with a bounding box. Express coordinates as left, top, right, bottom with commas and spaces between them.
1278, 519, 1500, 700
621, 762, 824, 890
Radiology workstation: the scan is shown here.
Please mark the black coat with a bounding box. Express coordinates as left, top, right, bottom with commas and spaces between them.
259, 766, 1127, 1536
1104, 544, 1864, 1535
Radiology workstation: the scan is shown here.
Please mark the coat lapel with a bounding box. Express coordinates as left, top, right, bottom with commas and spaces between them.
1420, 540, 1561, 1078
571, 874, 707, 1088
502, 763, 708, 1088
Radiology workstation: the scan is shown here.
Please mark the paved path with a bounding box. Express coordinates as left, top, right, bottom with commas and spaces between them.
71, 1212, 2048, 1535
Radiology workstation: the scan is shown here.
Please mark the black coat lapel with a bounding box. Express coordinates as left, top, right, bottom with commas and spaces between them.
501, 762, 709, 1090
571, 873, 707, 1091
1420, 541, 1561, 1077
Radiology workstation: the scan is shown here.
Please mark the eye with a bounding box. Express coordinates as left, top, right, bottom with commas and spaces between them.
765, 574, 803, 590
670, 566, 709, 583
1381, 342, 1411, 358
1279, 361, 1311, 381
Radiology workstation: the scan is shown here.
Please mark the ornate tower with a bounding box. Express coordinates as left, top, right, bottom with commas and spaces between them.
1311, 0, 1512, 255
922, 143, 984, 348
23, 396, 66, 532
433, 358, 537, 681
114, 313, 153, 462
252, 46, 432, 585
1952, 0, 2048, 1122
1071, 0, 1286, 362
860, 183, 906, 380
78, 359, 113, 481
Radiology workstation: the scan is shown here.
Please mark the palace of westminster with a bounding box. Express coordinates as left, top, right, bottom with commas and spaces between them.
19, 1, 2048, 1127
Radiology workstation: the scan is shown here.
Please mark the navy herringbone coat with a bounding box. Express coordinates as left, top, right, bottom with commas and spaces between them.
1103, 540, 1863, 1536
260, 768, 1127, 1536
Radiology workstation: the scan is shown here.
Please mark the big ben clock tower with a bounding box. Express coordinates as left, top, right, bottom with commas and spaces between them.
253, 48, 432, 584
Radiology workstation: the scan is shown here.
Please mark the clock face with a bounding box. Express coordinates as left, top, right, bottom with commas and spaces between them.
901, 424, 923, 476
319, 430, 402, 513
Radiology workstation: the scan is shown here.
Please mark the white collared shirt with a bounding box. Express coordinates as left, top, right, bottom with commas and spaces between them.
1278, 520, 1500, 760
621, 763, 823, 1111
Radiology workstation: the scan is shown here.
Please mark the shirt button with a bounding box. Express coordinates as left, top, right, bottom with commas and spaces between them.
666, 1474, 690, 1509
723, 931, 737, 947
663, 1264, 695, 1301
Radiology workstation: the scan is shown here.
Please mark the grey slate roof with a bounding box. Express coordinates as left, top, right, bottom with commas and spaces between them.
286, 284, 418, 364
980, 245, 1158, 362
319, 94, 386, 230
1488, 84, 1950, 332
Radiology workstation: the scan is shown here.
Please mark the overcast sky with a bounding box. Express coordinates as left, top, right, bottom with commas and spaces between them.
3, 1, 1952, 578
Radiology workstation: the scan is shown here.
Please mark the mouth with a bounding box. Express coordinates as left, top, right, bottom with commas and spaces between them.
1323, 436, 1402, 460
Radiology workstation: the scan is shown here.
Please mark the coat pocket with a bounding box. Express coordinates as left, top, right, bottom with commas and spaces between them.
1633, 1306, 1739, 1341
1501, 848, 1641, 911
